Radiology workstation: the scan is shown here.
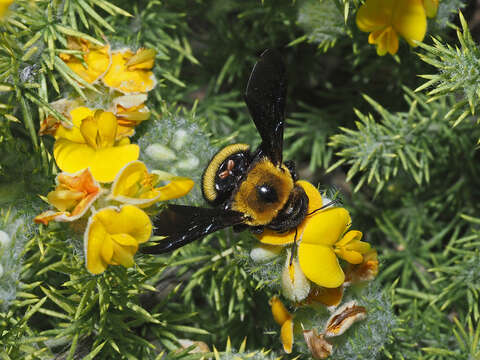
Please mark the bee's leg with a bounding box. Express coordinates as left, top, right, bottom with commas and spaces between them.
289, 227, 298, 266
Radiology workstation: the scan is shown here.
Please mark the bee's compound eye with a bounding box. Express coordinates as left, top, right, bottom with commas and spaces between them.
256, 183, 278, 203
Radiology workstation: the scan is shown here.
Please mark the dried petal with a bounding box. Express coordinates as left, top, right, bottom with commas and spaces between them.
324, 300, 367, 337
303, 329, 333, 359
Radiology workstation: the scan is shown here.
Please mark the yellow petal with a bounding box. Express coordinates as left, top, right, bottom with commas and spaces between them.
102, 50, 156, 93
89, 144, 139, 183
356, 0, 395, 32
55, 106, 94, 142
64, 45, 110, 84
110, 233, 138, 268
298, 243, 345, 288
79, 115, 98, 148
370, 27, 399, 56
47, 189, 84, 211
335, 248, 364, 264
85, 216, 110, 274
301, 207, 351, 246
125, 48, 156, 70
156, 176, 194, 201
423, 0, 438, 18
96, 111, 117, 148
392, 0, 427, 47
95, 205, 152, 244
111, 160, 147, 196
100, 236, 114, 265
53, 140, 95, 174
270, 296, 292, 326
335, 230, 363, 247
280, 319, 294, 354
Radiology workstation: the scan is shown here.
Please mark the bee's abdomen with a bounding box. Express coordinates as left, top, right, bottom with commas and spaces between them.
202, 143, 251, 206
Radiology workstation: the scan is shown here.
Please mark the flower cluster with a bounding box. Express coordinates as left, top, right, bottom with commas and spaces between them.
356, 0, 439, 56
35, 37, 194, 275
250, 181, 378, 357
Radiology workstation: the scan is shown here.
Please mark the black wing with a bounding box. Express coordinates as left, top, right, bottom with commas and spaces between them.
142, 205, 246, 254
245, 49, 287, 166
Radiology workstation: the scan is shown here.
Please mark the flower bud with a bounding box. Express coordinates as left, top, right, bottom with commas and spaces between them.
145, 143, 176, 161
173, 129, 189, 150
0, 230, 11, 248
250, 243, 282, 263
281, 251, 311, 302
176, 155, 200, 170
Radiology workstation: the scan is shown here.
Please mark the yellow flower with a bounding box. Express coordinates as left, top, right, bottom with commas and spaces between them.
258, 181, 371, 288
356, 0, 427, 56
85, 205, 152, 274
270, 296, 294, 354
110, 160, 194, 208
0, 0, 14, 18
423, 0, 439, 18
102, 48, 156, 93
34, 168, 101, 225
60, 37, 111, 84
53, 108, 139, 183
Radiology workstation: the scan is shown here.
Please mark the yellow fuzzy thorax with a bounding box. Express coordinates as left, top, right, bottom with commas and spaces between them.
232, 158, 293, 226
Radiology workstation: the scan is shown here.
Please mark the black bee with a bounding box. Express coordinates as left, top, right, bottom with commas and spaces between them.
144, 49, 312, 254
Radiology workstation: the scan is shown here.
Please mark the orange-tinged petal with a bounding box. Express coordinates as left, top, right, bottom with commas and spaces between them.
280, 318, 294, 354
298, 243, 345, 288
356, 0, 395, 32
270, 296, 292, 325
89, 144, 139, 183
47, 189, 84, 211
34, 210, 68, 225
301, 207, 351, 246
392, 0, 427, 47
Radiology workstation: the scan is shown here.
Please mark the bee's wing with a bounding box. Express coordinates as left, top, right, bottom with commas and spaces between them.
143, 205, 246, 254
245, 48, 287, 166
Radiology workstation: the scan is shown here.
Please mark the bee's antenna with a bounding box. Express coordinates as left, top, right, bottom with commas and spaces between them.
307, 199, 341, 216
